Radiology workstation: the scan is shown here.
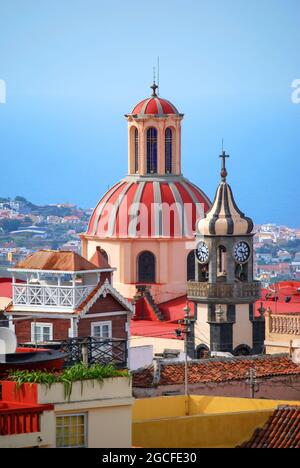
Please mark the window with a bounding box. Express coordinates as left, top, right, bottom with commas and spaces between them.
165, 128, 173, 174
56, 414, 87, 448
91, 321, 112, 339
187, 251, 195, 281
31, 322, 53, 343
146, 127, 158, 173
138, 251, 156, 283
91, 321, 112, 360
134, 127, 139, 173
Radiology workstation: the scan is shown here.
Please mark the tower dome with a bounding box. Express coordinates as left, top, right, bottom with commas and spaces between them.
197, 151, 253, 236
131, 84, 180, 116
87, 177, 210, 239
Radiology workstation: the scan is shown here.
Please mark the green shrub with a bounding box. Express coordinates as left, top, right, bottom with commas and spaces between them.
7, 363, 129, 401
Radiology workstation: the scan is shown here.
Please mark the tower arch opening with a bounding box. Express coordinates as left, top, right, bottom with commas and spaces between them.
165, 127, 173, 174
217, 245, 227, 279
146, 127, 158, 174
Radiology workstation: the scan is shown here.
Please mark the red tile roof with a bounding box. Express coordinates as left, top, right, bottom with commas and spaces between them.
239, 406, 300, 448
132, 355, 300, 388
13, 250, 99, 272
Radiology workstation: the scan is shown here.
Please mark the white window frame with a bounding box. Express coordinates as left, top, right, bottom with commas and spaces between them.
31, 322, 53, 343
91, 321, 112, 339
56, 413, 88, 449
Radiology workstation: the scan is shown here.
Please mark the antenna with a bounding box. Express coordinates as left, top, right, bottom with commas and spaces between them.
157, 56, 160, 95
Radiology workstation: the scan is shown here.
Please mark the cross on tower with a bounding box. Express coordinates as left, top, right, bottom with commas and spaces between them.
219, 150, 230, 181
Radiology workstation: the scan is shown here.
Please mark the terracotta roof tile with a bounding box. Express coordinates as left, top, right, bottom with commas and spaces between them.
239, 406, 300, 448
132, 365, 155, 387
132, 355, 300, 388
14, 250, 99, 272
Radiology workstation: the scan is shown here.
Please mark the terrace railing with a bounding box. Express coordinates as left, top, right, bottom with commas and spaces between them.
0, 405, 52, 436
269, 314, 300, 335
60, 337, 128, 368
187, 281, 261, 302
13, 284, 95, 309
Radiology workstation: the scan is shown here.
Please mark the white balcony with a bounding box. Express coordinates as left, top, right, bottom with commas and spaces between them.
13, 284, 96, 310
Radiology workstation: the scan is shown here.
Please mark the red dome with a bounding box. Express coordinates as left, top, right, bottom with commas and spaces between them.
131, 96, 180, 116
86, 178, 211, 239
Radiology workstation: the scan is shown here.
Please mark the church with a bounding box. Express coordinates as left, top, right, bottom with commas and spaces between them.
81, 82, 264, 356
81, 83, 211, 304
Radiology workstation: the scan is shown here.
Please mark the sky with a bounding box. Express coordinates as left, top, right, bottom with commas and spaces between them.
0, 0, 299, 227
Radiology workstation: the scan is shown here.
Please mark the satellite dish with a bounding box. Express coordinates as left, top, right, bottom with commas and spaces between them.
0, 327, 17, 355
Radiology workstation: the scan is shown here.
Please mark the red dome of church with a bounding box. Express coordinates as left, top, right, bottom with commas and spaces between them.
87, 178, 210, 239
131, 83, 180, 116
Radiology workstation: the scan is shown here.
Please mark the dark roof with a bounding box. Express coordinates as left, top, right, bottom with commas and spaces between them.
239, 406, 300, 448
132, 355, 300, 388
14, 250, 99, 272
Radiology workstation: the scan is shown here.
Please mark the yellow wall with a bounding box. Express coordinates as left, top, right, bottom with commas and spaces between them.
132, 395, 300, 448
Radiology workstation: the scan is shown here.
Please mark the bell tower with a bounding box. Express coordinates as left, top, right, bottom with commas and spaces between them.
125, 81, 184, 177
187, 152, 264, 357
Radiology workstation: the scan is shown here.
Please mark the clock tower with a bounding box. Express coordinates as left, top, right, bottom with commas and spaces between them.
187, 152, 264, 357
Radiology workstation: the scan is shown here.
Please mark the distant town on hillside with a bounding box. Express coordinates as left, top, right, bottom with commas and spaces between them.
0, 195, 300, 286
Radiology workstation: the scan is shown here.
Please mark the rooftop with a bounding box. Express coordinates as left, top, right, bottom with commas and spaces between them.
11, 250, 101, 272
240, 406, 300, 448
132, 355, 300, 388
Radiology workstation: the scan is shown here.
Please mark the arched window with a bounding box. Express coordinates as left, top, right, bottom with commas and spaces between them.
233, 345, 252, 356
134, 128, 139, 173
187, 251, 195, 281
147, 128, 158, 174
137, 251, 156, 283
165, 128, 173, 174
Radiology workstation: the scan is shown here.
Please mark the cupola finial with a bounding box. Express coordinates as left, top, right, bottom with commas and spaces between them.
219, 145, 230, 182
151, 66, 158, 97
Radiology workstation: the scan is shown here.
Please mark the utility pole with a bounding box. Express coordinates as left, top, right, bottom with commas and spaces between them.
246, 367, 259, 398
176, 303, 194, 416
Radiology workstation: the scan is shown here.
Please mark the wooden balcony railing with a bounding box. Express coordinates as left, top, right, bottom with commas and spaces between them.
187, 281, 261, 301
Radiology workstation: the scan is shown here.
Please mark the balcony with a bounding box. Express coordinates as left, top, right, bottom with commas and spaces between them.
0, 405, 46, 436
13, 284, 96, 310
187, 281, 261, 303
269, 314, 300, 335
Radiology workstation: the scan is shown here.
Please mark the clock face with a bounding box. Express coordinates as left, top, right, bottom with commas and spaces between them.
233, 241, 250, 264
195, 241, 210, 264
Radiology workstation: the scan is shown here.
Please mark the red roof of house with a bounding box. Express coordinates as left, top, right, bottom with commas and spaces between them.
255, 281, 300, 317
14, 250, 99, 272
132, 355, 300, 387
240, 406, 300, 448
159, 296, 195, 322
0, 278, 24, 299
131, 320, 184, 341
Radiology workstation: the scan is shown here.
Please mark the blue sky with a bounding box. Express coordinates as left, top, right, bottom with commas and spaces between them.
0, 0, 299, 226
